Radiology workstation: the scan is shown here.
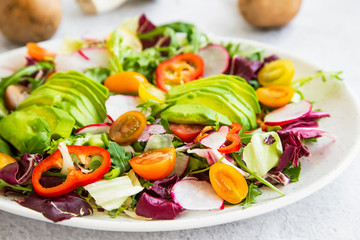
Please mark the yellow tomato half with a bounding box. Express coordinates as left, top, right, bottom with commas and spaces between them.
138, 82, 166, 103
258, 59, 295, 86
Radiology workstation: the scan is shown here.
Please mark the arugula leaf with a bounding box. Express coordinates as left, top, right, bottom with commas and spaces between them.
84, 67, 110, 84
0, 179, 32, 193
242, 183, 262, 209
282, 162, 301, 182
107, 141, 132, 175
185, 157, 210, 175
291, 71, 343, 89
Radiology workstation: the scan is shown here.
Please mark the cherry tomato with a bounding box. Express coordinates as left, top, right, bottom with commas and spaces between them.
109, 111, 147, 145
104, 71, 148, 94
258, 59, 295, 86
26, 43, 56, 62
256, 85, 295, 108
156, 53, 204, 92
129, 147, 176, 180
209, 163, 248, 204
138, 82, 166, 103
0, 153, 16, 170
169, 123, 205, 143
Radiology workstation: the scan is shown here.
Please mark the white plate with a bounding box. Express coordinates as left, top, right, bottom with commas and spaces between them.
1, 37, 360, 232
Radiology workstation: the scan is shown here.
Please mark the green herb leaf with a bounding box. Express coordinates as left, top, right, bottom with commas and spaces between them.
107, 141, 132, 175
0, 179, 32, 193
291, 71, 343, 89
84, 67, 110, 84
242, 183, 262, 209
282, 162, 301, 182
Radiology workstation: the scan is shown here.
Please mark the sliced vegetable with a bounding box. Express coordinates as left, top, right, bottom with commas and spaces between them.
129, 147, 176, 180
156, 53, 204, 91
209, 162, 248, 204
200, 125, 230, 149
194, 126, 214, 143
218, 123, 242, 153
138, 82, 166, 103
26, 43, 56, 61
169, 152, 190, 177
144, 134, 174, 152
171, 178, 224, 210
104, 71, 148, 94
256, 85, 295, 108
258, 59, 295, 86
264, 100, 312, 126
198, 44, 230, 77
138, 124, 167, 142
169, 123, 205, 143
32, 145, 111, 197
105, 95, 142, 122
74, 123, 112, 135
109, 111, 146, 145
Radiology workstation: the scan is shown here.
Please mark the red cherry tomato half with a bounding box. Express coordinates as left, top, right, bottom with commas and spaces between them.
169, 123, 205, 143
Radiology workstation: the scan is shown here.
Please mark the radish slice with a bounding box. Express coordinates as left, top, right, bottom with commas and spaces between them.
74, 122, 111, 135
138, 124, 167, 142
105, 95, 142, 122
55, 47, 110, 73
171, 179, 224, 210
264, 100, 312, 126
198, 44, 230, 77
200, 125, 230, 149
169, 152, 190, 177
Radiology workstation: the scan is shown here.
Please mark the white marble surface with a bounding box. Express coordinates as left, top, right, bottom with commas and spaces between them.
0, 0, 360, 239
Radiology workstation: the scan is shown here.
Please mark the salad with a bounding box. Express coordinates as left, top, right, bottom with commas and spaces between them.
0, 14, 341, 222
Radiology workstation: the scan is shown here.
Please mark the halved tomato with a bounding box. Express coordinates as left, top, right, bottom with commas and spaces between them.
129, 147, 176, 180
104, 71, 148, 94
26, 43, 56, 61
109, 111, 147, 145
169, 123, 205, 143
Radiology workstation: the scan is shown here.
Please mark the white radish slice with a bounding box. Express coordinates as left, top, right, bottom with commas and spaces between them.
0, 66, 15, 78
138, 124, 167, 142
169, 152, 190, 177
74, 122, 111, 135
58, 142, 73, 175
105, 95, 142, 122
200, 125, 230, 149
198, 44, 230, 77
55, 47, 110, 73
264, 100, 312, 126
187, 148, 223, 165
171, 179, 224, 210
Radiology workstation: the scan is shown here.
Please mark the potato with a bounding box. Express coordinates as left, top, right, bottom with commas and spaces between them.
0, 0, 62, 44
238, 0, 302, 28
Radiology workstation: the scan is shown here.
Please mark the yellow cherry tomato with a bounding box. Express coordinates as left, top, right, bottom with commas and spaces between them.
209, 162, 248, 204
258, 59, 295, 86
0, 153, 17, 170
138, 82, 166, 103
104, 71, 148, 94
256, 85, 295, 108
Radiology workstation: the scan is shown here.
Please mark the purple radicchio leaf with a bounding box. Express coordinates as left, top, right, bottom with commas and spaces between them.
302, 111, 331, 120
0, 153, 42, 185
264, 54, 280, 63
266, 170, 290, 185
226, 55, 262, 82
135, 192, 183, 220
147, 175, 179, 199
137, 14, 171, 50
264, 135, 276, 145
16, 176, 93, 222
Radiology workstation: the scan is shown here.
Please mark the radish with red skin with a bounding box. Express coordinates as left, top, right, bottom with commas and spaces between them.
199, 125, 230, 149
198, 44, 230, 77
74, 122, 111, 135
55, 47, 110, 73
105, 95, 142, 122
264, 100, 312, 126
171, 178, 224, 210
137, 124, 167, 142
168, 152, 190, 177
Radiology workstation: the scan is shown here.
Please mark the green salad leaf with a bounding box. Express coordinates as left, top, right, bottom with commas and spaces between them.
242, 183, 262, 209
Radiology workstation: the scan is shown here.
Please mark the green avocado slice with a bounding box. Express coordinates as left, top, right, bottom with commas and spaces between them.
166, 91, 252, 129
160, 104, 232, 126
0, 111, 51, 154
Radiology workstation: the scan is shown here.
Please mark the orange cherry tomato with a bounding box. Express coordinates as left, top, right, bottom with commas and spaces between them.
209, 162, 248, 204
129, 147, 176, 180
169, 123, 205, 143
0, 153, 16, 170
109, 111, 147, 145
26, 43, 56, 62
256, 85, 295, 108
104, 71, 148, 94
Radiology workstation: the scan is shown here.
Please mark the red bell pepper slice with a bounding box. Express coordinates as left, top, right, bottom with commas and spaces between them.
156, 53, 204, 92
32, 145, 111, 197
218, 123, 242, 153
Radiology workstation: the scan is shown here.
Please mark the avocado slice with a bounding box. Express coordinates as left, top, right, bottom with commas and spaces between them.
166, 90, 252, 128
46, 78, 107, 121
161, 104, 232, 126
21, 105, 75, 139
0, 111, 51, 154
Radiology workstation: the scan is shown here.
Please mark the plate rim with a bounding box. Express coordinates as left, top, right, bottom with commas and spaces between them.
1, 35, 360, 232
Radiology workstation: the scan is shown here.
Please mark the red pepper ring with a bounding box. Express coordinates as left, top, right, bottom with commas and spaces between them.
32, 145, 111, 197
156, 53, 204, 92
218, 123, 242, 154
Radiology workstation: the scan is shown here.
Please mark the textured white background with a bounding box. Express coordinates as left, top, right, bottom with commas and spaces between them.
1, 0, 360, 239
